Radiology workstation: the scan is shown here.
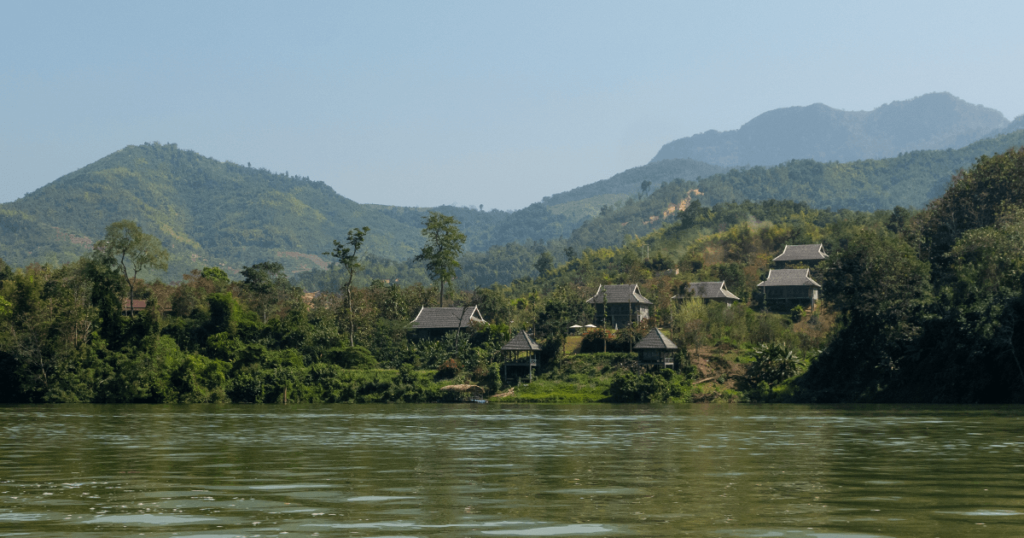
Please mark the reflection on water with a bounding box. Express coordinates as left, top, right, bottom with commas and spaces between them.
1, 405, 1023, 537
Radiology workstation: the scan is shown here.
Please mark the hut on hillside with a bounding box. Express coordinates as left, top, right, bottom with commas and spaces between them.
586, 284, 653, 327
409, 306, 487, 339
757, 269, 822, 307
501, 330, 541, 383
673, 281, 740, 306
773, 243, 829, 266
633, 328, 678, 368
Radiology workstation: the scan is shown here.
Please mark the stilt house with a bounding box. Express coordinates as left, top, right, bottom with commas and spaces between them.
500, 330, 541, 383
757, 269, 822, 306
673, 281, 740, 306
586, 284, 652, 327
773, 244, 829, 266
633, 328, 678, 367
409, 306, 486, 339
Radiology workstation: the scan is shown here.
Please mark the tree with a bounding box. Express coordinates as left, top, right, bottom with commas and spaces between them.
801, 229, 932, 400
97, 220, 169, 316
0, 257, 12, 283
639, 180, 652, 200
415, 212, 466, 307
240, 261, 291, 324
747, 342, 803, 388
535, 251, 554, 277
325, 227, 370, 346
201, 267, 230, 283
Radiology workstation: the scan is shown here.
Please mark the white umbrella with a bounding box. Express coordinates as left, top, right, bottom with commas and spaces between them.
584, 324, 597, 328
569, 324, 583, 329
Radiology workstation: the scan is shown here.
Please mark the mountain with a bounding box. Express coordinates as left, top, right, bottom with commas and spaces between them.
565, 129, 1024, 252
0, 143, 718, 278
0, 143, 430, 277
696, 129, 1024, 211
651, 93, 1010, 167
299, 128, 1024, 291
4, 118, 1023, 285
537, 158, 725, 221
996, 114, 1024, 135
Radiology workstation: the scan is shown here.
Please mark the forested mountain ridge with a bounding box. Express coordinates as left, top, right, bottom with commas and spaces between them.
368, 158, 727, 249
4, 125, 1024, 285
0, 143, 445, 277
562, 129, 1024, 253
539, 158, 724, 208
652, 93, 1011, 167
0, 143, 715, 278
696, 129, 1024, 210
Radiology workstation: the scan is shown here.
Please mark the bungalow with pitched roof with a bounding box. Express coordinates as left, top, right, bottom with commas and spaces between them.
409, 306, 487, 339
673, 281, 740, 306
756, 269, 822, 306
773, 243, 829, 266
633, 328, 678, 367
501, 330, 541, 382
586, 284, 652, 327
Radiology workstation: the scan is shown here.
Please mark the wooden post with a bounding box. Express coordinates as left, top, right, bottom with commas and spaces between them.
284, 386, 288, 405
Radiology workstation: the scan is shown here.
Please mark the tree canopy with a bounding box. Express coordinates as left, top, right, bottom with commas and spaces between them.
415, 212, 466, 307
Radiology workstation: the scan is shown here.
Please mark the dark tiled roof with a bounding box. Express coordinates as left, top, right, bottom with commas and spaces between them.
633, 328, 679, 350
757, 269, 822, 288
586, 284, 653, 305
501, 331, 541, 351
673, 281, 739, 301
409, 306, 486, 329
773, 243, 828, 262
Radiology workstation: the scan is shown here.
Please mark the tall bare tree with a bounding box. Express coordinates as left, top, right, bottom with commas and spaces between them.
325, 227, 370, 346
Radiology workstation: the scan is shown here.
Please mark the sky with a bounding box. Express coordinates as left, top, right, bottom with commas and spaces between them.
2, 1, 1023, 210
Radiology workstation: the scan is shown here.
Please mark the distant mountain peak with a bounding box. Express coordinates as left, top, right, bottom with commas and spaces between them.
651, 93, 1010, 167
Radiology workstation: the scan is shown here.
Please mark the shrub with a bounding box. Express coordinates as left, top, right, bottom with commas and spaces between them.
790, 305, 805, 322
330, 346, 378, 369
437, 358, 460, 379
608, 369, 690, 403
745, 341, 803, 388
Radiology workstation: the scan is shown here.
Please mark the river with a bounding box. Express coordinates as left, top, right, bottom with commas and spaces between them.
1, 405, 1022, 537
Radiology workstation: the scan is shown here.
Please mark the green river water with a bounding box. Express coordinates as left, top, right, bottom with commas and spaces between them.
1, 405, 1022, 537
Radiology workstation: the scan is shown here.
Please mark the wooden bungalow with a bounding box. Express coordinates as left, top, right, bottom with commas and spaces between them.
501, 330, 541, 383
773, 243, 829, 266
409, 306, 487, 339
673, 281, 740, 306
633, 328, 678, 368
586, 284, 653, 327
757, 269, 822, 307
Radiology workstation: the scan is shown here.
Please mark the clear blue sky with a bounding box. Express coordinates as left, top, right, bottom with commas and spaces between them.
2, 1, 1022, 210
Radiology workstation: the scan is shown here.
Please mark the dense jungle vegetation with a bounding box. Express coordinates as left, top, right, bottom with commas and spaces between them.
0, 143, 722, 278
293, 129, 1024, 292
3, 129, 1023, 286
4, 146, 1023, 403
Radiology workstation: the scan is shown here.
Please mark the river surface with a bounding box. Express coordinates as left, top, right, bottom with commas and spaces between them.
1, 405, 1023, 537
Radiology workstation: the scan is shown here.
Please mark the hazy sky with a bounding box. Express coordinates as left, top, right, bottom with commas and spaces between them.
2, 1, 1023, 210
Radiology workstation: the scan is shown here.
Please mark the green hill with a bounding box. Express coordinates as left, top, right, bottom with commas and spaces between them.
0, 143, 429, 277
0, 143, 726, 279
5, 128, 1024, 286
566, 129, 1024, 252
